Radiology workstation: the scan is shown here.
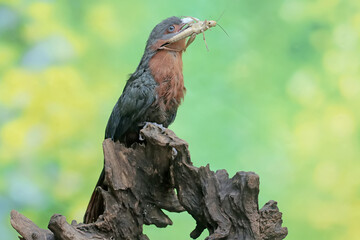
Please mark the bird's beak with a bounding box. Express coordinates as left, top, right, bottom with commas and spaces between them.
163, 17, 198, 45
179, 17, 197, 31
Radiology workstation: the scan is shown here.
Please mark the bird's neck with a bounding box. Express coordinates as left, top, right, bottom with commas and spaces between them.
148, 50, 186, 110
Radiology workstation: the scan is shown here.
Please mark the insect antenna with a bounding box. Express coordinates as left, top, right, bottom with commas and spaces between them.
217, 23, 229, 37
216, 9, 226, 22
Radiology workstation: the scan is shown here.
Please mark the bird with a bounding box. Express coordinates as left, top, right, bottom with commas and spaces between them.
84, 16, 194, 224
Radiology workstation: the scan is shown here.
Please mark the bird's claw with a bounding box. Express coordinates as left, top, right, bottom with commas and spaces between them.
153, 122, 166, 133
172, 148, 178, 159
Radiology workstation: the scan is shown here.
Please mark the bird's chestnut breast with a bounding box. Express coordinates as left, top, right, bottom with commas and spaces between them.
148, 50, 186, 111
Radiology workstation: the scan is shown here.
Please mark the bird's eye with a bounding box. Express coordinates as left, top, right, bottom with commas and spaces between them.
168, 25, 175, 32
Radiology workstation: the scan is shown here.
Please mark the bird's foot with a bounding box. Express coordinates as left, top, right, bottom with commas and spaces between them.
143, 122, 166, 133
153, 122, 166, 132
140, 122, 167, 141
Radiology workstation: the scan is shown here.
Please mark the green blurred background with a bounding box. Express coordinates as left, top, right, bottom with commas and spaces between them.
1, 0, 359, 239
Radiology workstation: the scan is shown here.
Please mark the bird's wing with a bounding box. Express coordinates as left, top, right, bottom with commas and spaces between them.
105, 74, 157, 140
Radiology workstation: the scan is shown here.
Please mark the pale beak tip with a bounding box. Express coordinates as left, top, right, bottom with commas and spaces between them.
181, 17, 198, 24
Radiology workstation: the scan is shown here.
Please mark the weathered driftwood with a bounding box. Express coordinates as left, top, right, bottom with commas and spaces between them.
10, 123, 288, 240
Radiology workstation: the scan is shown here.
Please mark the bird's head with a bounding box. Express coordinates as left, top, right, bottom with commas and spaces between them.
145, 16, 193, 52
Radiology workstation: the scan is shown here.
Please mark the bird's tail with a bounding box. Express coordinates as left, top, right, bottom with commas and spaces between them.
83, 167, 105, 224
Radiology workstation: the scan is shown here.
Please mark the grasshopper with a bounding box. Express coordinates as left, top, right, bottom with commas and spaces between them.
166, 17, 217, 51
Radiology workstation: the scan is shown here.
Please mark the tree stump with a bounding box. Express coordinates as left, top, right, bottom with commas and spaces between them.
10, 123, 288, 240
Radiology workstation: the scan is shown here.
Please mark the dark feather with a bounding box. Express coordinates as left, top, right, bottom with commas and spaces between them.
105, 72, 157, 141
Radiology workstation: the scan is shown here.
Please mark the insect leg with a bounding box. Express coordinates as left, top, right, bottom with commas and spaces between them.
186, 33, 197, 48
202, 31, 209, 51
